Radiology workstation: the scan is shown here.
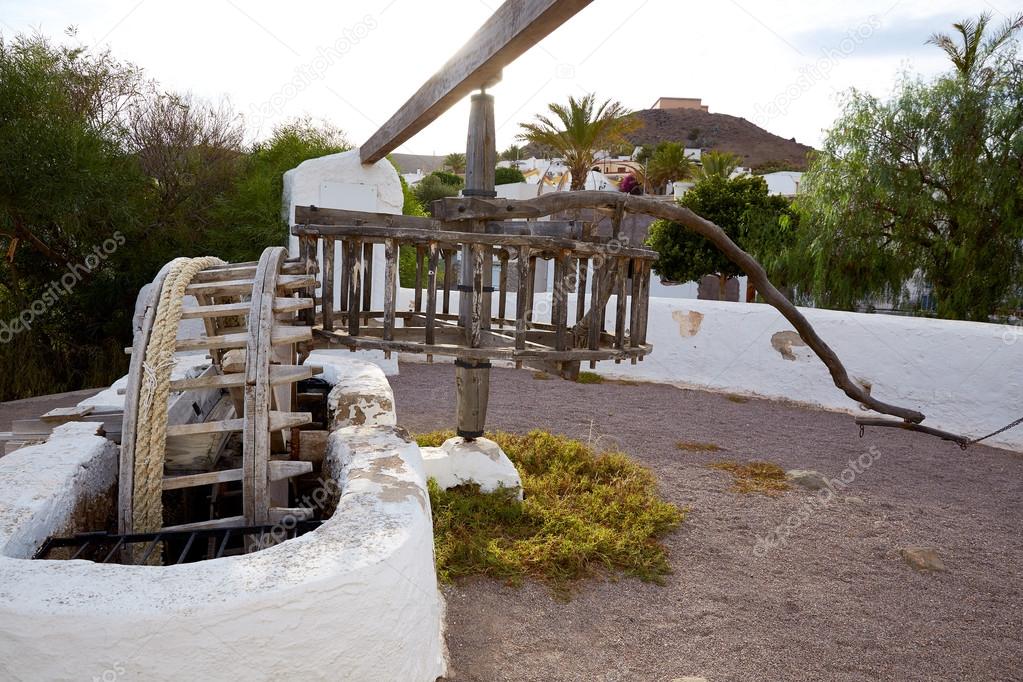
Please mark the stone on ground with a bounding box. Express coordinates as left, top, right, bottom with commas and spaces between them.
421, 436, 522, 498
786, 468, 830, 490
900, 547, 946, 572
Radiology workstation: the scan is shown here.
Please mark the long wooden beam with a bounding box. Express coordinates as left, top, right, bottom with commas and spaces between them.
359, 0, 593, 164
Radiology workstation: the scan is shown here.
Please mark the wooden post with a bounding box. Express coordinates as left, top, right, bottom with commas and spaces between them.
383, 239, 397, 358
455, 91, 496, 441
322, 237, 335, 332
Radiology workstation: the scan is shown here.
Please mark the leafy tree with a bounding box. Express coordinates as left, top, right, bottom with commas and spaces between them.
646, 175, 793, 299
694, 150, 742, 180
517, 93, 639, 190
430, 170, 463, 186
500, 144, 522, 161
412, 172, 463, 205
443, 152, 466, 174
204, 119, 350, 262
646, 142, 694, 194
495, 166, 526, 185
787, 12, 1023, 319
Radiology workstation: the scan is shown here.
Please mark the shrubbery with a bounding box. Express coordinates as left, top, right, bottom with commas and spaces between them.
0, 33, 349, 399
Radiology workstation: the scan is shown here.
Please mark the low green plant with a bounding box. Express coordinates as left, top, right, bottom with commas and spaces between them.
419, 430, 684, 594
575, 371, 604, 384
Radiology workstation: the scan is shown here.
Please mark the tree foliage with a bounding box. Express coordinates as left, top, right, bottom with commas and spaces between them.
646, 175, 794, 295
694, 150, 743, 180
495, 166, 525, 185
443, 152, 466, 174
517, 93, 639, 191
412, 171, 463, 205
645, 142, 693, 193
786, 12, 1023, 319
0, 32, 350, 398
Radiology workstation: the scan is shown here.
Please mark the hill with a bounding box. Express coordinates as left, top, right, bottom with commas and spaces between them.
627, 108, 815, 171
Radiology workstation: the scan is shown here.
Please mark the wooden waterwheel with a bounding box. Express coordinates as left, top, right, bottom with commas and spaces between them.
118, 246, 320, 538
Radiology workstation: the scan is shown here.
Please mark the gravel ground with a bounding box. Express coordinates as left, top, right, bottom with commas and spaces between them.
3, 369, 1019, 681
389, 362, 1023, 682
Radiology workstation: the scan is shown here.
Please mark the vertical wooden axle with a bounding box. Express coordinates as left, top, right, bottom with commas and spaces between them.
455, 91, 496, 440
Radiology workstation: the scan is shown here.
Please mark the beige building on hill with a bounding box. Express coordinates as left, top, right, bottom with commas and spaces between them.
650, 96, 709, 112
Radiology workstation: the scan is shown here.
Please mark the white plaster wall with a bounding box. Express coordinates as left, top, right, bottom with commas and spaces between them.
0, 362, 446, 681
601, 298, 1023, 452
395, 288, 1021, 452
283, 148, 404, 371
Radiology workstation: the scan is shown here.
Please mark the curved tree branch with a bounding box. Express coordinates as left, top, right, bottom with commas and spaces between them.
434, 190, 927, 423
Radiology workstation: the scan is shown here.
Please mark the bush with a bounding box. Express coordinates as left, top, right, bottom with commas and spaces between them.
495, 166, 525, 185
412, 173, 463, 205
419, 429, 684, 595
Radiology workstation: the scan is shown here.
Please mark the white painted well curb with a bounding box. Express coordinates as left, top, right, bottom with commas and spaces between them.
421, 437, 523, 497
0, 363, 446, 681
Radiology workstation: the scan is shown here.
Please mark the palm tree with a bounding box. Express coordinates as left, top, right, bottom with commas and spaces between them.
927, 12, 1023, 82
443, 152, 466, 175
517, 93, 639, 191
645, 142, 694, 194
695, 150, 743, 180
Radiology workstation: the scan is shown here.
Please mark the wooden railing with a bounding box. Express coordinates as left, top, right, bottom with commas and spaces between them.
292, 205, 656, 374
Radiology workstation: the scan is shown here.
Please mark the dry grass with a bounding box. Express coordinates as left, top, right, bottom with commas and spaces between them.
417, 429, 684, 595
532, 372, 553, 380
726, 394, 750, 403
676, 440, 722, 452
575, 371, 604, 384
708, 459, 790, 495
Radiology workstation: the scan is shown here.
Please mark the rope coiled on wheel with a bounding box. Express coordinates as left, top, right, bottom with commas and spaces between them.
132, 256, 225, 535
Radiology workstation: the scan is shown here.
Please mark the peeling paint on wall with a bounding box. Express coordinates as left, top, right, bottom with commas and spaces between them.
771, 330, 807, 361
672, 309, 704, 337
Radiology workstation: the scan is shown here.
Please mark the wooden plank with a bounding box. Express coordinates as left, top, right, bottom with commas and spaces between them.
293, 222, 656, 260
383, 239, 397, 344
180, 298, 313, 319
40, 405, 94, 423
615, 257, 627, 353
348, 240, 363, 337
322, 236, 335, 332
629, 259, 641, 349
575, 258, 588, 325
175, 326, 311, 353
359, 0, 593, 163
170, 365, 313, 392
362, 242, 374, 310
268, 459, 314, 482
268, 507, 313, 523
244, 247, 286, 526
414, 245, 425, 312
498, 251, 509, 324
162, 516, 245, 532
162, 468, 242, 491
515, 247, 530, 351
443, 249, 455, 315
119, 264, 171, 534
184, 274, 314, 298
425, 242, 439, 346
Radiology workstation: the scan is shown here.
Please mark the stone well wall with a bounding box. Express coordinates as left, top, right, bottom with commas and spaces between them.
0, 357, 446, 681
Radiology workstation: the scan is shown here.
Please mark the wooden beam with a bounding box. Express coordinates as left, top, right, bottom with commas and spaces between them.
358, 0, 593, 163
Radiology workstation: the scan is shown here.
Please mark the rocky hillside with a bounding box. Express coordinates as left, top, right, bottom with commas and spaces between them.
627, 108, 815, 171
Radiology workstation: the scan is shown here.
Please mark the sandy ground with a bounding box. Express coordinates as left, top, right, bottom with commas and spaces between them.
3, 368, 1020, 681
389, 362, 1023, 682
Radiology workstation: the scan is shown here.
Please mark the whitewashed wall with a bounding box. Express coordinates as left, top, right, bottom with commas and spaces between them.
397, 288, 1021, 452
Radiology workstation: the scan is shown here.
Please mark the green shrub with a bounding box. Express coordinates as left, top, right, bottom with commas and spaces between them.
419, 430, 684, 594
495, 166, 526, 185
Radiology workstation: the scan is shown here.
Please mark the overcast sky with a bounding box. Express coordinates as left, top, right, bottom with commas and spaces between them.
0, 0, 1010, 155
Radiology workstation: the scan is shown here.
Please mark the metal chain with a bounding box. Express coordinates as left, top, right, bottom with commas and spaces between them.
966, 414, 1023, 446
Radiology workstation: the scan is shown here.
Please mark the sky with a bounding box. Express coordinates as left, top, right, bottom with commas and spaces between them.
0, 0, 1012, 155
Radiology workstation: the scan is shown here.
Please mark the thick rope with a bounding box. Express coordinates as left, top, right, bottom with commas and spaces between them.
132, 256, 225, 534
